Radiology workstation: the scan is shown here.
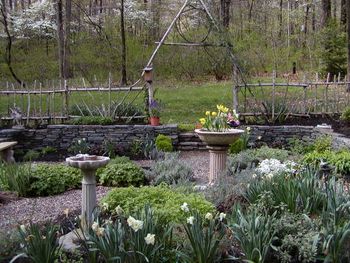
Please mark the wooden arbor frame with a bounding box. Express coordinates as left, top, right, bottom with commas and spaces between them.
140, 0, 243, 113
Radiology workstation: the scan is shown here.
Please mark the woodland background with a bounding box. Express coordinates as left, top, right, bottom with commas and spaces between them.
0, 0, 349, 85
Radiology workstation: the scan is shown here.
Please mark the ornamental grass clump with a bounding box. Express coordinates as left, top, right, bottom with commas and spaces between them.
199, 104, 239, 132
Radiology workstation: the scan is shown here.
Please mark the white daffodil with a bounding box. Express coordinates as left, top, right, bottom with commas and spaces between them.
219, 213, 226, 221
187, 216, 195, 225
205, 213, 213, 220
115, 205, 123, 215
181, 202, 189, 212
91, 222, 99, 232
127, 216, 143, 232
145, 233, 156, 245
96, 227, 105, 237
102, 202, 109, 211
20, 225, 26, 232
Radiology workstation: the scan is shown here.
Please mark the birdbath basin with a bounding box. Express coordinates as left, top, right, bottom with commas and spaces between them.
66, 154, 109, 231
195, 129, 244, 183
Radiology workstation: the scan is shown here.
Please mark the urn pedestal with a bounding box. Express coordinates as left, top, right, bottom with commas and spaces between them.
195, 129, 244, 183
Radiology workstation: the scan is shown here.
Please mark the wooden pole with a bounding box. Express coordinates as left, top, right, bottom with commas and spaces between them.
233, 86, 239, 113
108, 72, 112, 117
39, 82, 43, 122
272, 70, 276, 121
64, 79, 69, 118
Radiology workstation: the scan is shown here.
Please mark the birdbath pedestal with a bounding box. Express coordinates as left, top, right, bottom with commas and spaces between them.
66, 154, 109, 232
195, 129, 244, 183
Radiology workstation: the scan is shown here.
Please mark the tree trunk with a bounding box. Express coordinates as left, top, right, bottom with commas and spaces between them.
64, 0, 72, 78
347, 0, 350, 91
279, 0, 283, 37
120, 0, 127, 85
341, 0, 346, 26
321, 0, 332, 27
56, 0, 65, 80
221, 0, 230, 28
0, 0, 23, 85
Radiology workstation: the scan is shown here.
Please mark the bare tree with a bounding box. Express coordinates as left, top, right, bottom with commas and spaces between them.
64, 0, 72, 78
221, 0, 231, 28
347, 0, 350, 90
341, 0, 346, 26
55, 0, 65, 79
321, 0, 331, 27
120, 0, 127, 85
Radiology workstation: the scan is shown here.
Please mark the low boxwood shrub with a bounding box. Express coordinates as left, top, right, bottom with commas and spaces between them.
101, 185, 214, 223
147, 152, 194, 185
155, 134, 173, 152
29, 164, 81, 196
98, 162, 145, 187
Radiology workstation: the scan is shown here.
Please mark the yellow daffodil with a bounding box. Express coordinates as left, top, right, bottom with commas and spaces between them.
211, 112, 217, 117
199, 118, 206, 125
205, 111, 210, 116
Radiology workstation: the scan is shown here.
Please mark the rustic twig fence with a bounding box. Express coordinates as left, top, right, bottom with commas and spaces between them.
233, 72, 350, 120
0, 75, 147, 125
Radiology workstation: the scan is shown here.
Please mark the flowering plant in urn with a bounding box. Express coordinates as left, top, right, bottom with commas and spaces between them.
199, 104, 239, 132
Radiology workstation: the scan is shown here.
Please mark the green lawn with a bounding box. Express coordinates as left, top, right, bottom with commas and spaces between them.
0, 79, 344, 125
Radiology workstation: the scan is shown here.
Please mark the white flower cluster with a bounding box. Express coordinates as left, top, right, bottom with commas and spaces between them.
127, 216, 143, 232
256, 159, 297, 180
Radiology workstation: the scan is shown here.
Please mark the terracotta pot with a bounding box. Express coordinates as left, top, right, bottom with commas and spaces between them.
194, 128, 244, 146
150, 117, 160, 126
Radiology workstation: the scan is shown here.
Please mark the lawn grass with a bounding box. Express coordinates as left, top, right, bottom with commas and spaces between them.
0, 78, 345, 125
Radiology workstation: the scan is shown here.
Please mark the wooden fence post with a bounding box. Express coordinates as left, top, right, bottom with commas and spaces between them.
272, 70, 276, 120
64, 79, 69, 118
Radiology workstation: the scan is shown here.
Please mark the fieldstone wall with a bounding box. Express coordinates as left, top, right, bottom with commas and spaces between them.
0, 125, 178, 155
0, 124, 349, 154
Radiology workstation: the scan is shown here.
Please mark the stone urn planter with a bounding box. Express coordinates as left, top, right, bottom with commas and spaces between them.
195, 128, 244, 183
66, 154, 110, 232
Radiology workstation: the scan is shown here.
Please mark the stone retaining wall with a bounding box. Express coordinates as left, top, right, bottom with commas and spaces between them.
0, 125, 349, 155
0, 125, 178, 155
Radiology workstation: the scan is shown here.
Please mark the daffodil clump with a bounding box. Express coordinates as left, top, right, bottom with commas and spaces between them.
199, 104, 239, 132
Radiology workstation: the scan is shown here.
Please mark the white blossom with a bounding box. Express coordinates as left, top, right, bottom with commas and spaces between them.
187, 216, 195, 225
127, 216, 143, 232
115, 205, 123, 215
144, 233, 155, 245
205, 213, 213, 220
91, 222, 99, 232
181, 202, 189, 212
219, 213, 226, 221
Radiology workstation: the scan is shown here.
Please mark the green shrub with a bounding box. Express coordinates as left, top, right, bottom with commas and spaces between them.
108, 156, 132, 165
29, 164, 81, 196
303, 149, 350, 176
287, 137, 313, 155
23, 150, 40, 162
102, 185, 214, 223
98, 162, 145, 187
70, 116, 114, 125
313, 135, 332, 153
68, 138, 90, 155
155, 134, 173, 152
40, 146, 57, 156
147, 152, 194, 185
229, 138, 244, 154
341, 107, 350, 122
178, 123, 195, 132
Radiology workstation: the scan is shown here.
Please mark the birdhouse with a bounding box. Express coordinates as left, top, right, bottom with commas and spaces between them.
143, 67, 153, 83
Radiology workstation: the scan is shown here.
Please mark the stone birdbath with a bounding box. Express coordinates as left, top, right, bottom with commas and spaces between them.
195, 129, 244, 183
66, 154, 109, 231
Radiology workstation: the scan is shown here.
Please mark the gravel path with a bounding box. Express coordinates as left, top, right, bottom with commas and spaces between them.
0, 151, 209, 233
